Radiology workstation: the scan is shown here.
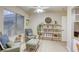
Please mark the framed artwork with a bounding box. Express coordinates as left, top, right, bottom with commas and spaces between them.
26, 19, 30, 26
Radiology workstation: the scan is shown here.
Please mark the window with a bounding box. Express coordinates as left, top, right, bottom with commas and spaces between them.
4, 10, 24, 36
16, 14, 24, 34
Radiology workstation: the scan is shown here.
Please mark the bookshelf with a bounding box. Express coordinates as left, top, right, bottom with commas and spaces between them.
40, 23, 62, 41
52, 24, 62, 40
42, 24, 53, 40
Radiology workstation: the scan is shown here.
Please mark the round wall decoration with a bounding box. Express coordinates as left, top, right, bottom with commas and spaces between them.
45, 17, 52, 23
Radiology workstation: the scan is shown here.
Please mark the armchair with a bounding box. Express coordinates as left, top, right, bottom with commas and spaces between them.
25, 29, 37, 41
25, 29, 39, 52
0, 34, 20, 52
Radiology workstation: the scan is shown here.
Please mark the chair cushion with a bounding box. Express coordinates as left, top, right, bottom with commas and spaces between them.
26, 39, 39, 46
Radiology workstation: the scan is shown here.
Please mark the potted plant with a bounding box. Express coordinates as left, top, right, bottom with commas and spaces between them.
37, 24, 42, 39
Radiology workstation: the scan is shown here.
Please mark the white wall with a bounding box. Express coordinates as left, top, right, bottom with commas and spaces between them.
30, 12, 67, 35
67, 7, 75, 52
62, 16, 67, 41
0, 7, 4, 33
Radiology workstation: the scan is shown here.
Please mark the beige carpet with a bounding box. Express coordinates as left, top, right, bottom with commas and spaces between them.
37, 40, 67, 52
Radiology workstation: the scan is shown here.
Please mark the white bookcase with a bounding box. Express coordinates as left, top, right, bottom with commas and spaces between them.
40, 23, 62, 41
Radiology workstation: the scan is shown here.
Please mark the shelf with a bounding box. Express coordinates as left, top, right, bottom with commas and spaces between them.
74, 21, 79, 22
42, 37, 53, 39
53, 38, 61, 39
53, 29, 62, 31
43, 28, 53, 30
53, 24, 62, 26
43, 24, 61, 26
42, 33, 53, 34
38, 23, 62, 41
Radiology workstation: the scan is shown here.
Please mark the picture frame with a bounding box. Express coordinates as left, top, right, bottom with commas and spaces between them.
26, 19, 30, 26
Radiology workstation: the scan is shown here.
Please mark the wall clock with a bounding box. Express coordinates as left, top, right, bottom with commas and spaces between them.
45, 17, 52, 23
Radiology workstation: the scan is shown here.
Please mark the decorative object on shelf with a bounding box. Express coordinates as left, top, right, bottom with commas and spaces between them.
45, 17, 52, 23
15, 35, 22, 42
55, 20, 57, 24
76, 43, 79, 52
54, 34, 57, 37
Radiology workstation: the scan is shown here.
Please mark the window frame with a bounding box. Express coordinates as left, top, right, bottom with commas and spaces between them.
3, 9, 24, 36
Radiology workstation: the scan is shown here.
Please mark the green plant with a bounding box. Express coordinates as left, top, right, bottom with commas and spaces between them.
37, 24, 42, 35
